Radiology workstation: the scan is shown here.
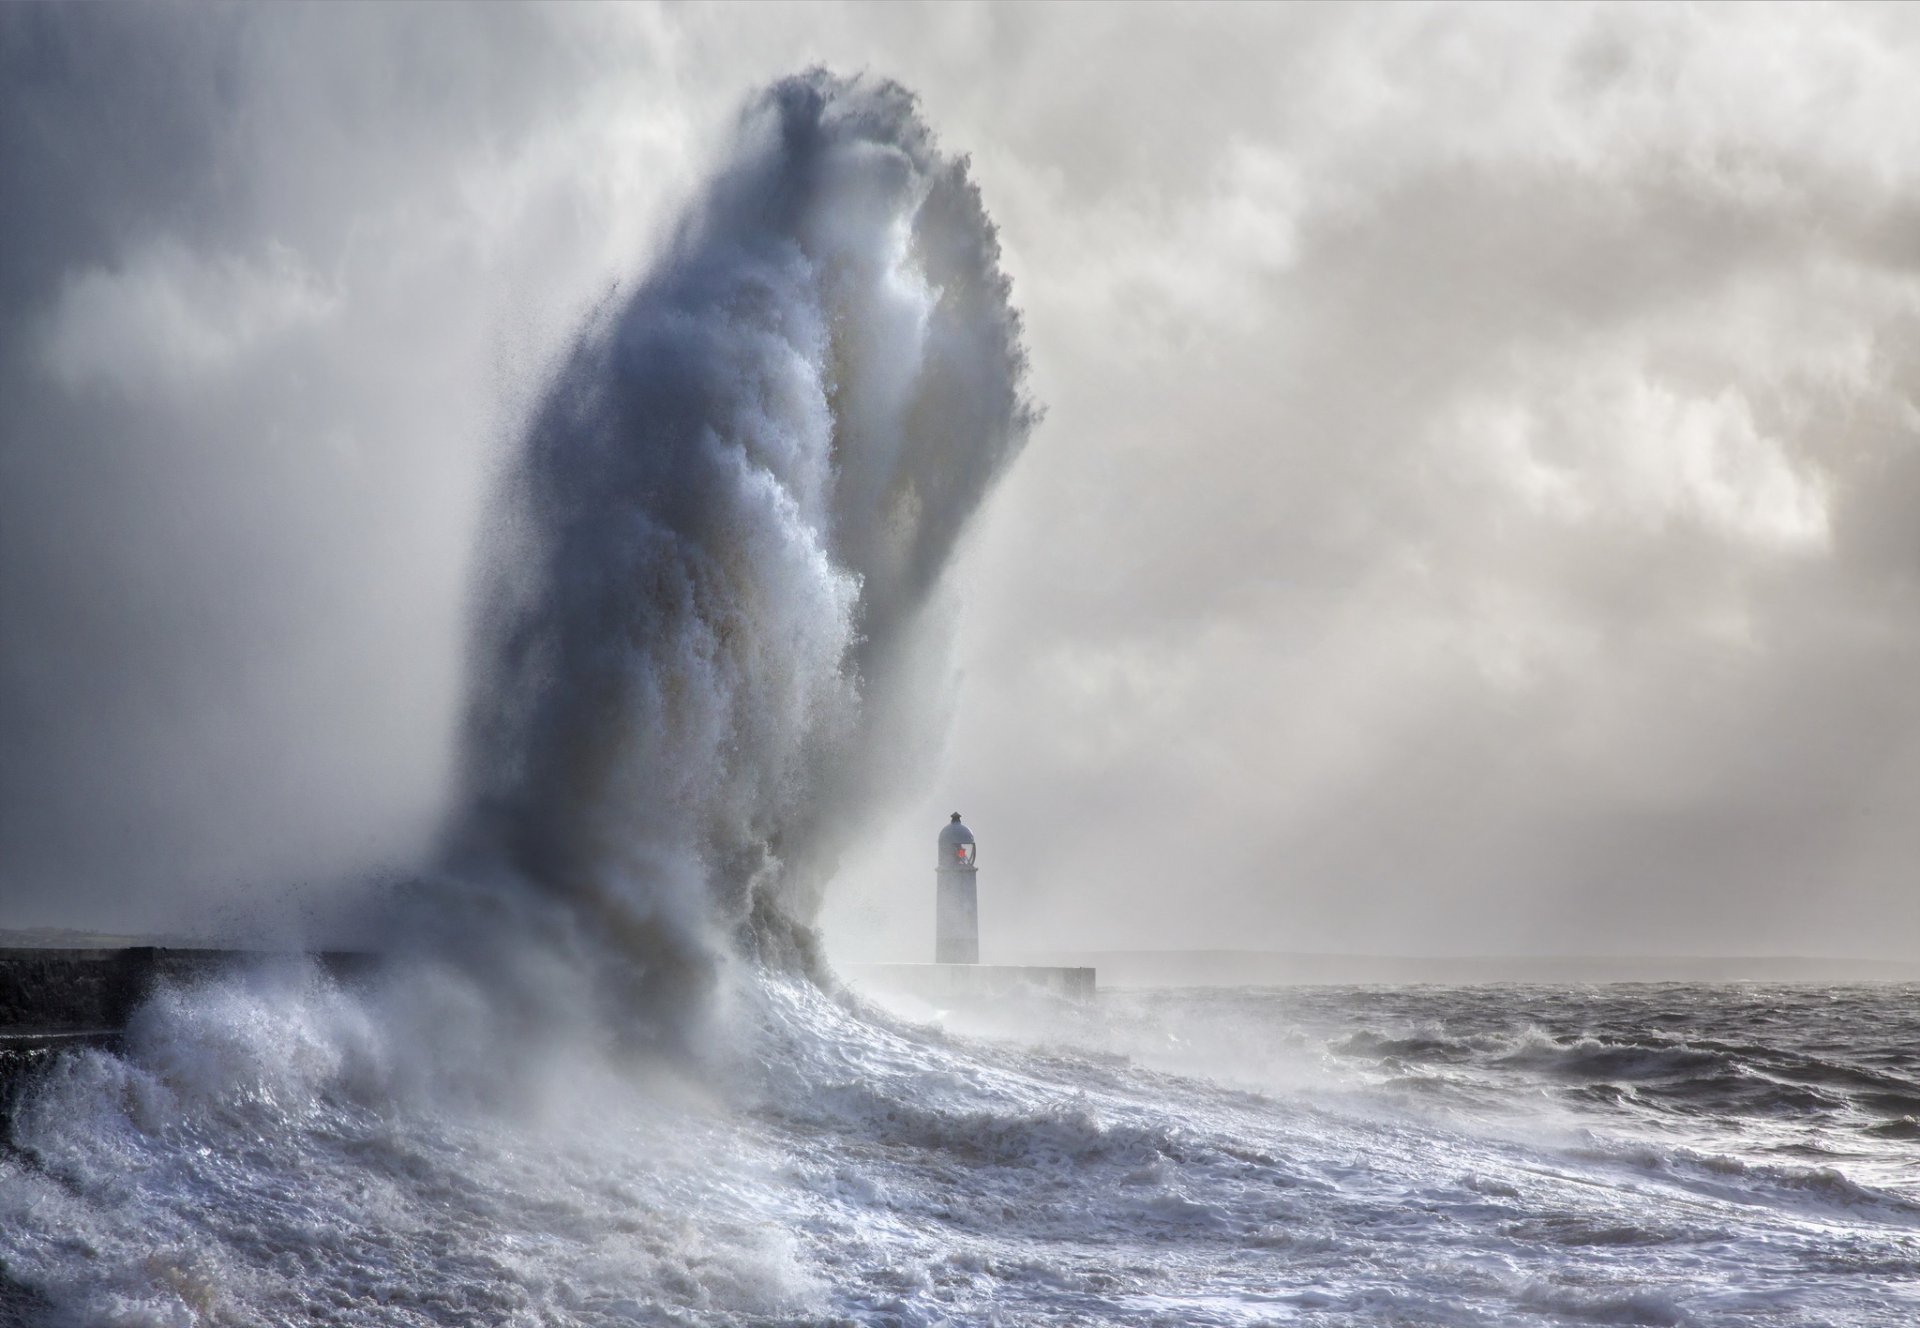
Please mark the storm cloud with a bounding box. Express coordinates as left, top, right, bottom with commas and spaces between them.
3, 3, 1917, 962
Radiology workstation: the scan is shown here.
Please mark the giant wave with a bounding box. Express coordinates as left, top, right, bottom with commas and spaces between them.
441, 69, 1034, 1025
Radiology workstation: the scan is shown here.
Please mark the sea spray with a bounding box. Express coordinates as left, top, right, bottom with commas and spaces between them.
0, 72, 1048, 1324
443, 72, 1036, 1028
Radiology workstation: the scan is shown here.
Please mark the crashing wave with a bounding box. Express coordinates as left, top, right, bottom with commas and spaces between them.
439, 71, 1035, 1021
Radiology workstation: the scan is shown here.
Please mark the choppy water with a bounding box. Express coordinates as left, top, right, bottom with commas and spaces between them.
4, 973, 1917, 1326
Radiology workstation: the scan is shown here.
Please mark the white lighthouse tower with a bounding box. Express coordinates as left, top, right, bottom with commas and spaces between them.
935, 812, 978, 964
842, 812, 1092, 1001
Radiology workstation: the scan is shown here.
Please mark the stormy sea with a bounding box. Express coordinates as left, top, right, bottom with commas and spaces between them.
3, 71, 1916, 1328
4, 977, 1919, 1326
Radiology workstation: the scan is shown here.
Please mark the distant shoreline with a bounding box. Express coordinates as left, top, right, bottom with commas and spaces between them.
992, 949, 1920, 987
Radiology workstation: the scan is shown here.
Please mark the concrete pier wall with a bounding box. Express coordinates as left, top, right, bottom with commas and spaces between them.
0, 946, 380, 1135
0, 947, 376, 1051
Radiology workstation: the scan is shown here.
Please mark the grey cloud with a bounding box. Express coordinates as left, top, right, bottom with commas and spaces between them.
5, 4, 1919, 965
830, 2, 1920, 963
0, 3, 679, 930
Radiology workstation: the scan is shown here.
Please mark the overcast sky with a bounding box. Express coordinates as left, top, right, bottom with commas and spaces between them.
4, 3, 1918, 960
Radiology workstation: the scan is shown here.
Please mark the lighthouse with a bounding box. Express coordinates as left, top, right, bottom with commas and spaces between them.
840, 811, 1093, 1000
935, 813, 979, 964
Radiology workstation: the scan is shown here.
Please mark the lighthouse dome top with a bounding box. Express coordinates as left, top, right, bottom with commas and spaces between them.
938, 814, 976, 868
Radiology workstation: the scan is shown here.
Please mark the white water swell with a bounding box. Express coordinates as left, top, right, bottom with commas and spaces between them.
9, 973, 1920, 1326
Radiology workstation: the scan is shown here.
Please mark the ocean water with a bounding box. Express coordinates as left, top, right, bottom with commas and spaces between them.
3, 971, 1917, 1327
